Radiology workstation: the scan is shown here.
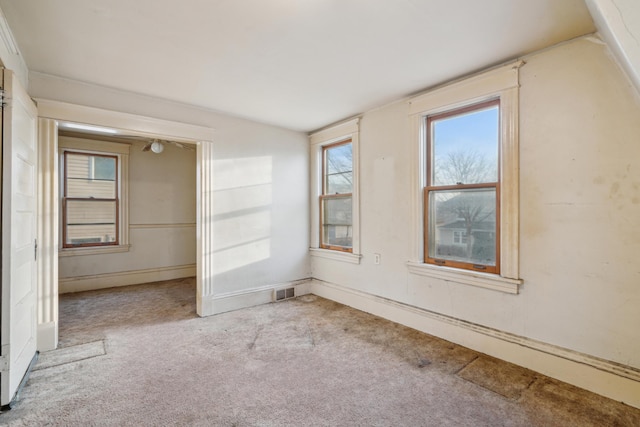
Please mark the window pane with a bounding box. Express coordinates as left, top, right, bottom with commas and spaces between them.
66, 153, 116, 198
93, 156, 116, 180
428, 188, 496, 266
431, 104, 498, 186
66, 200, 117, 245
322, 196, 352, 248
325, 143, 352, 194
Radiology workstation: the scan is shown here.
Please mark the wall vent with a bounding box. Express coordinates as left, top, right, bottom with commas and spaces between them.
273, 287, 295, 302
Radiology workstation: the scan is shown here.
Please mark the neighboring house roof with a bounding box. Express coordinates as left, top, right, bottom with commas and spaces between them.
439, 220, 495, 231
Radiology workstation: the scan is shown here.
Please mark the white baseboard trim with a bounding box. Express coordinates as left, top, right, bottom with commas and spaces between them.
37, 321, 58, 352
59, 264, 196, 293
199, 278, 312, 316
309, 279, 640, 409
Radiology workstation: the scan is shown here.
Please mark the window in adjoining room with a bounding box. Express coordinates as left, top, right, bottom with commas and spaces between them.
320, 140, 353, 252
62, 151, 119, 247
425, 100, 500, 273
59, 136, 131, 256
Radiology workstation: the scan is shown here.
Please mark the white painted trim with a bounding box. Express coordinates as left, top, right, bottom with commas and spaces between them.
59, 264, 196, 294
309, 119, 361, 256
309, 279, 640, 409
203, 279, 312, 315
407, 262, 521, 294
0, 8, 28, 89
499, 87, 520, 279
309, 248, 362, 264
58, 244, 131, 257
58, 136, 130, 154
130, 223, 196, 230
409, 61, 522, 115
197, 141, 215, 316
36, 99, 215, 143
37, 119, 59, 351
37, 321, 57, 352
310, 118, 360, 145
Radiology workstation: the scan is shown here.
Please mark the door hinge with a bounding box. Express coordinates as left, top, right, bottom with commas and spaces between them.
0, 88, 4, 108
34, 238, 38, 261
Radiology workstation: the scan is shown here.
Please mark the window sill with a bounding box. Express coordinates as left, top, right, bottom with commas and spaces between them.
59, 244, 131, 257
406, 261, 522, 294
310, 248, 361, 264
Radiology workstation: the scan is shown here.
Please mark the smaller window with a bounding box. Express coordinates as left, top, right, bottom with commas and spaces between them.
320, 140, 353, 252
453, 230, 468, 245
62, 151, 119, 248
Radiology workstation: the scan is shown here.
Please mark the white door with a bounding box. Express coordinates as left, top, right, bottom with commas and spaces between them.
0, 69, 38, 408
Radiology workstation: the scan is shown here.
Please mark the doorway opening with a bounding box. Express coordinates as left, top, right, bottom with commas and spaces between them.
36, 99, 215, 351
55, 126, 198, 347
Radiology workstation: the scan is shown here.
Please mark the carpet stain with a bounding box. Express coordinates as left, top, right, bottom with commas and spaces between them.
457, 356, 537, 400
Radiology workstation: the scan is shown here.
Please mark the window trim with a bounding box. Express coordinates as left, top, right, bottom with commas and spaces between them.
407, 61, 524, 293
58, 136, 130, 256
309, 118, 361, 263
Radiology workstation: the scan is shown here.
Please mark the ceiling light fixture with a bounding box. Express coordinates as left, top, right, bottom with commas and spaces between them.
150, 141, 164, 154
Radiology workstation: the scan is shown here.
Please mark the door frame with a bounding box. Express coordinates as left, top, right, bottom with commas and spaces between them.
36, 99, 215, 351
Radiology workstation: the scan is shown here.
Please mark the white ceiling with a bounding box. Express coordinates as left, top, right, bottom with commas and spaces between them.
0, 0, 595, 132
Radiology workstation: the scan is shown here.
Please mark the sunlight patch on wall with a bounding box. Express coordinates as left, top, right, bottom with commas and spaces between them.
211, 156, 273, 275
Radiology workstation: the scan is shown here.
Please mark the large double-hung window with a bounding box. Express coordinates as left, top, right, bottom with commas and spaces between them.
408, 62, 523, 293
425, 100, 500, 273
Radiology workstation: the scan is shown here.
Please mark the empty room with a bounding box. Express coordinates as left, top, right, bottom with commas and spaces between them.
0, 0, 639, 425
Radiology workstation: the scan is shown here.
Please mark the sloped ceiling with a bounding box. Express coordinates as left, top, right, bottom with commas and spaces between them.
0, 0, 595, 132
586, 0, 640, 94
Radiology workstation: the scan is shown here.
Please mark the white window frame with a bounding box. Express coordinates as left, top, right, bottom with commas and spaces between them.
407, 62, 524, 293
309, 118, 361, 264
58, 137, 130, 256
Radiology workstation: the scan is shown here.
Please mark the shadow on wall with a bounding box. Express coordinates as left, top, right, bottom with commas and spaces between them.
212, 156, 273, 275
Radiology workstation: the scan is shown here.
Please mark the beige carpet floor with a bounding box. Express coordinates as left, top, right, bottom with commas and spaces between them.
1, 278, 639, 426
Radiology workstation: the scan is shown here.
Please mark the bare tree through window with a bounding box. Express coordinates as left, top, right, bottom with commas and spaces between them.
426, 100, 500, 272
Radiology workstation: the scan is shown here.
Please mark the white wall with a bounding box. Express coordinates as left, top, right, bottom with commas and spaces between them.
312, 36, 640, 372
33, 74, 310, 297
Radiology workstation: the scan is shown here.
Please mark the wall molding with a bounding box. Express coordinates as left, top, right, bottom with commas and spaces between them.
200, 279, 312, 315
309, 279, 640, 409
59, 264, 196, 294
37, 322, 57, 353
130, 223, 196, 230
0, 7, 28, 88
36, 99, 215, 143
37, 118, 59, 352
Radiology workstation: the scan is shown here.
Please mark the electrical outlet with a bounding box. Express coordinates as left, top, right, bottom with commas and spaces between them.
374, 253, 381, 265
